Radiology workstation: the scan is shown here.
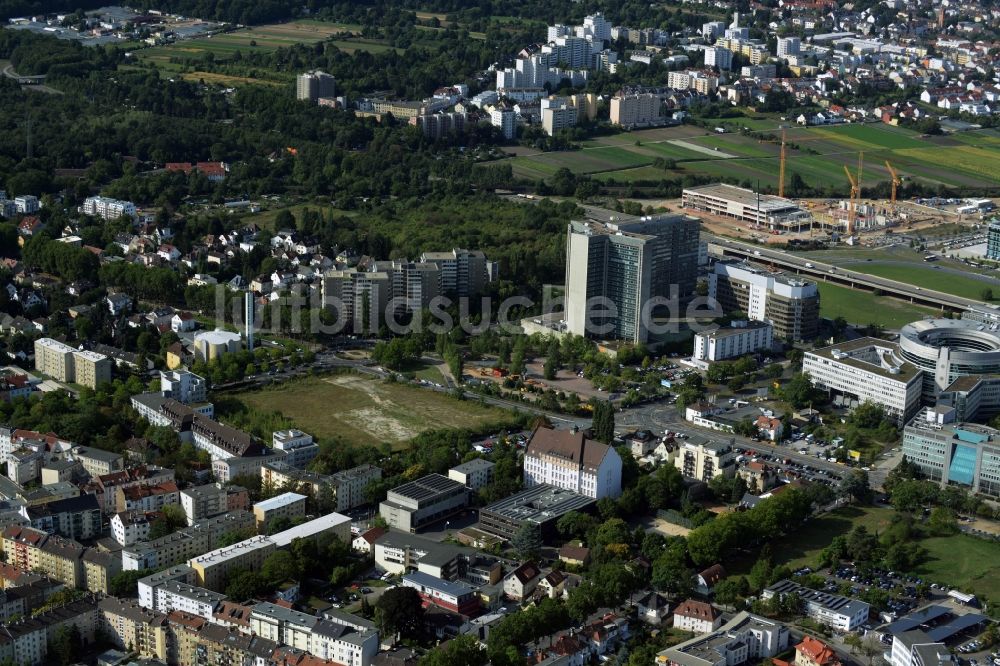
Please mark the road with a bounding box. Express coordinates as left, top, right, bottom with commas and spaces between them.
2, 64, 62, 94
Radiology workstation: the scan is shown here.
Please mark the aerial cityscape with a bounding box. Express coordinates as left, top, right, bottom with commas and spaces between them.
0, 0, 996, 665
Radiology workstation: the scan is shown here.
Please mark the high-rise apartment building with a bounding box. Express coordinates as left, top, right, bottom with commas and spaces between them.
418, 248, 490, 298
709, 261, 820, 341
564, 214, 700, 343
777, 37, 801, 57
296, 70, 336, 102
490, 108, 517, 140
704, 46, 733, 70
609, 92, 662, 128
34, 338, 111, 389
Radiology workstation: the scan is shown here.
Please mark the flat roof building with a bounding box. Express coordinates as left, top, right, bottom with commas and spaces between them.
379, 474, 468, 533
252, 492, 307, 530
656, 611, 790, 666
903, 407, 1000, 499
762, 579, 869, 631
710, 261, 819, 342
478, 484, 596, 541
682, 183, 811, 231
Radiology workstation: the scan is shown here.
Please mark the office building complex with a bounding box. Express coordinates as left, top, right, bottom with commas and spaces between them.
33, 338, 111, 389
710, 262, 820, 341
896, 318, 1000, 400
693, 320, 774, 362
803, 337, 923, 425
988, 220, 1000, 261
296, 70, 336, 102
379, 474, 468, 533
523, 426, 622, 499
564, 214, 700, 343
902, 407, 1000, 499
609, 91, 662, 128
763, 580, 869, 631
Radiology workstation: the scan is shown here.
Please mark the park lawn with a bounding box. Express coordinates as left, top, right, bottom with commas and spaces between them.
845, 262, 998, 301
817, 282, 938, 328
915, 534, 1000, 600
232, 373, 515, 449
410, 362, 445, 384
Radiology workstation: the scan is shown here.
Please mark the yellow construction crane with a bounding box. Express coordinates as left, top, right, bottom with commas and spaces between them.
885, 160, 900, 205
844, 165, 858, 235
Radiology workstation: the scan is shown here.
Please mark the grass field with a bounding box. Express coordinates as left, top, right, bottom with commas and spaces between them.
768, 506, 897, 571
818, 282, 938, 328
232, 373, 513, 448
136, 20, 393, 75
916, 535, 1000, 599
505, 122, 1000, 192
845, 262, 997, 301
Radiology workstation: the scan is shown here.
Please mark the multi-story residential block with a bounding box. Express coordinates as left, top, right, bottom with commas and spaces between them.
178, 483, 225, 526
82, 548, 120, 594
138, 565, 197, 609
321, 268, 393, 334
253, 491, 307, 530
609, 91, 662, 128
709, 261, 820, 341
122, 510, 255, 571
803, 337, 924, 426
271, 429, 320, 469
297, 70, 336, 101
0, 598, 97, 665
379, 474, 468, 533
71, 446, 124, 478
82, 196, 137, 220
27, 494, 101, 540
673, 599, 723, 634
903, 407, 1000, 499
693, 320, 774, 362
188, 535, 277, 591
418, 248, 492, 298
674, 438, 735, 481
37, 533, 85, 588
13, 195, 39, 214
409, 112, 467, 140
115, 481, 179, 514
98, 596, 169, 661
159, 369, 208, 405
658, 611, 790, 666
329, 464, 382, 512
448, 459, 495, 491
154, 580, 226, 620
523, 426, 622, 499
763, 580, 869, 631
33, 338, 112, 389
564, 214, 700, 343
541, 102, 578, 136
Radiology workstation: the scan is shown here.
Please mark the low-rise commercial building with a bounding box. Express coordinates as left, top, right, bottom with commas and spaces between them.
762, 580, 869, 631
402, 570, 480, 616
379, 474, 468, 533
478, 484, 596, 542
693, 320, 773, 362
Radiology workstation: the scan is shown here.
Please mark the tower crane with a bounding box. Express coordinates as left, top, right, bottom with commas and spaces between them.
885, 160, 900, 205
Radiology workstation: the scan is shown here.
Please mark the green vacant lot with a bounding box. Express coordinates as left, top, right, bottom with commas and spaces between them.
818, 282, 938, 328
772, 506, 896, 570
231, 373, 513, 448
846, 263, 998, 301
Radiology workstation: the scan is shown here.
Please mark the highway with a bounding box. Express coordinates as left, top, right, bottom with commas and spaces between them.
705, 234, 985, 312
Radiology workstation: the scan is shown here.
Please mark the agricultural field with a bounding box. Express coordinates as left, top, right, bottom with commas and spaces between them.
231, 373, 515, 449
506, 122, 1000, 192
817, 282, 938, 328
134, 20, 392, 82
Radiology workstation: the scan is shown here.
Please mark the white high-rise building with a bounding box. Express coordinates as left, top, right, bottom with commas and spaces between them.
296, 70, 336, 101
159, 370, 207, 405
523, 426, 622, 499
490, 108, 517, 140
777, 37, 801, 57
705, 46, 733, 70
579, 13, 611, 43
702, 21, 726, 39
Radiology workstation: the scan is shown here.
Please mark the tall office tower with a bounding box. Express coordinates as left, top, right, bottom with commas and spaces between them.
564, 215, 700, 343
987, 219, 1000, 260
244, 292, 255, 352
296, 71, 336, 102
